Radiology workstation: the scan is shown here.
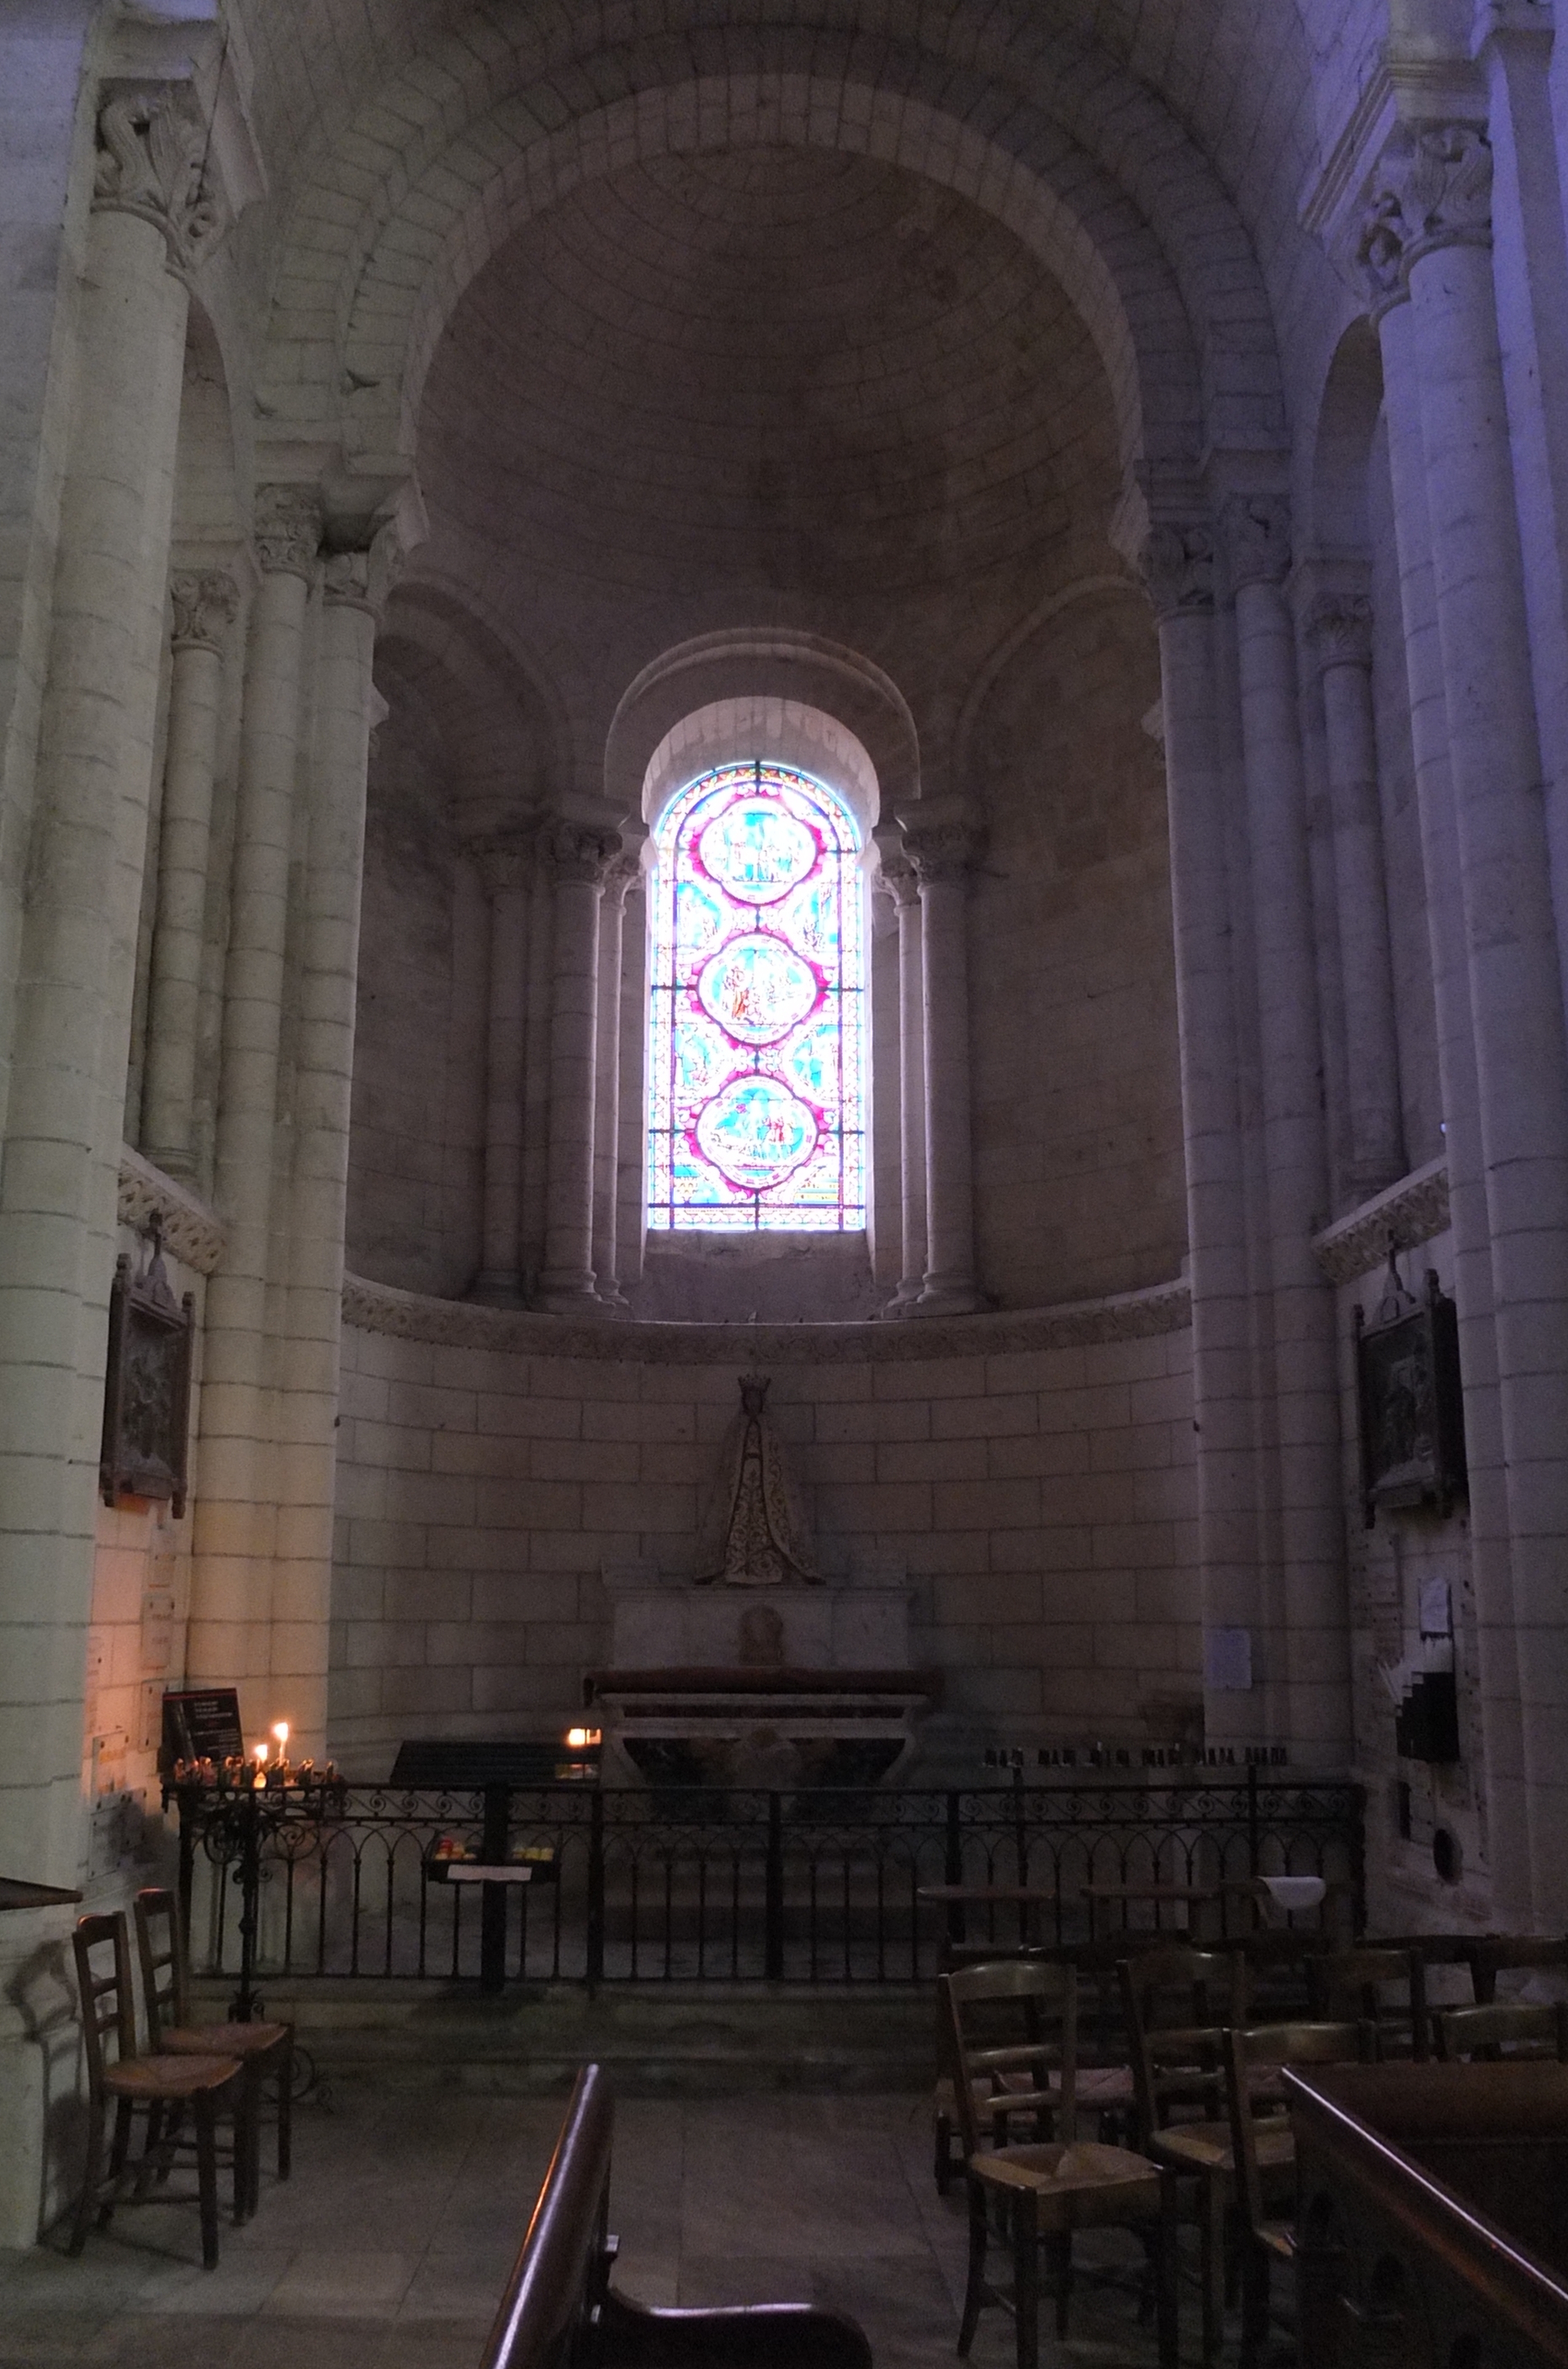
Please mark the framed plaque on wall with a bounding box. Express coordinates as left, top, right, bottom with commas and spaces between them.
1353, 1264, 1467, 1526
99, 1216, 194, 1517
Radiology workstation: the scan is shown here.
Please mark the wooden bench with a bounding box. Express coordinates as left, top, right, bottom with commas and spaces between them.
479, 2064, 873, 2369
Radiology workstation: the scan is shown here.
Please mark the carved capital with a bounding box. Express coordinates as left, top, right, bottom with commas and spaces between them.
877, 850, 920, 908
1306, 591, 1375, 671
602, 848, 642, 908
323, 522, 405, 616
93, 82, 221, 274
903, 819, 982, 887
474, 838, 533, 900
547, 819, 622, 887
1219, 492, 1291, 592
254, 485, 323, 580
1357, 124, 1493, 310
1137, 521, 1216, 622
169, 568, 238, 653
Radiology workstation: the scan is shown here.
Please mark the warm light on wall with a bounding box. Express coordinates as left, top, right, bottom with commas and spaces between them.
564, 1726, 601, 1751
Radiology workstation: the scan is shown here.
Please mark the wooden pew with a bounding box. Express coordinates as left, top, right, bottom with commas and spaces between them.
480, 2064, 873, 2369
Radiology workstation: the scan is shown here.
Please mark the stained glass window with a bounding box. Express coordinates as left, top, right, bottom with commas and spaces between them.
647, 760, 867, 1231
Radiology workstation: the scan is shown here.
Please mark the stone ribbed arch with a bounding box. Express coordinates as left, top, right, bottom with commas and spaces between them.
260, 31, 1277, 500
605, 631, 920, 829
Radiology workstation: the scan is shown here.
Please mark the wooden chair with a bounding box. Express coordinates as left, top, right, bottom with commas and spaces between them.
69, 1912, 243, 2269
941, 1962, 1177, 2369
1434, 1999, 1568, 2062
134, 1887, 293, 2217
1465, 1933, 1568, 2004
1121, 1947, 1248, 2364
1306, 1945, 1429, 2059
1224, 2021, 1376, 2368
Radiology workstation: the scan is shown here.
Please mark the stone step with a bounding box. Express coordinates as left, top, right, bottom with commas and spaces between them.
193, 1977, 936, 2096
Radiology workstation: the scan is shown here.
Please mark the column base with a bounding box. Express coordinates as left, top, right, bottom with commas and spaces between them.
534, 1270, 610, 1315
596, 1285, 631, 1317
882, 1279, 925, 1320
911, 1278, 987, 1317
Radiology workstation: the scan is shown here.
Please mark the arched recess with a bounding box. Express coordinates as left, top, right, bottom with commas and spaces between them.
259, 45, 1288, 542
373, 582, 567, 838
607, 631, 918, 829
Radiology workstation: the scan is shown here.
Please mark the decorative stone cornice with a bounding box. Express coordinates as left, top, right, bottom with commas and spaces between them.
1357, 124, 1494, 313
93, 81, 220, 275
1137, 521, 1216, 622
253, 485, 324, 580
1220, 493, 1291, 593
1311, 1157, 1450, 1285
118, 1146, 225, 1275
169, 569, 239, 654
343, 1271, 1191, 1365
1305, 591, 1375, 672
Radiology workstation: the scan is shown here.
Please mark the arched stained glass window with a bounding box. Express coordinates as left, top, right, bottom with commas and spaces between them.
647, 760, 866, 1231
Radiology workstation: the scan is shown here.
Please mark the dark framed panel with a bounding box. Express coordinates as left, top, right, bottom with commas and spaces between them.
100, 1216, 194, 1516
1353, 1267, 1467, 1526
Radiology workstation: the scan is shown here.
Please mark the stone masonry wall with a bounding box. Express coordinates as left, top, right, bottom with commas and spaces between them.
328, 1284, 1199, 1777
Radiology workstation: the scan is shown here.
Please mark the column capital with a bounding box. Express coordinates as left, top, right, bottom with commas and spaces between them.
1136, 519, 1216, 621
93, 79, 221, 277
169, 568, 239, 654
1305, 591, 1375, 672
871, 822, 919, 907
253, 485, 324, 581
1357, 123, 1494, 313
322, 522, 405, 617
473, 837, 534, 900
901, 800, 983, 886
546, 816, 623, 887
1219, 491, 1292, 593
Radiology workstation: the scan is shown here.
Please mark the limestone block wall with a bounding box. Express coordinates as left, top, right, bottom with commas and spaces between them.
328, 1280, 1199, 1777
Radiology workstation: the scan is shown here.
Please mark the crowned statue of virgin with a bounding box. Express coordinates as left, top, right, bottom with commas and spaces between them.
696, 1374, 822, 1586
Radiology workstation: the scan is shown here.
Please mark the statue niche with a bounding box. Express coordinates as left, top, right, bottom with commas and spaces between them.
697, 1375, 820, 1586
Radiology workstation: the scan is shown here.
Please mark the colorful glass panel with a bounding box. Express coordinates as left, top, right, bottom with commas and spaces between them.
646, 760, 866, 1230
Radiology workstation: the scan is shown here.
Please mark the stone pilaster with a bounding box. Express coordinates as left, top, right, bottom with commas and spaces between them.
592, 849, 640, 1312
1304, 588, 1405, 1200
1360, 122, 1568, 1921
189, 484, 323, 1706
872, 830, 927, 1317
902, 801, 983, 1317
474, 840, 533, 1302
1219, 489, 1347, 1766
141, 569, 239, 1178
536, 814, 622, 1312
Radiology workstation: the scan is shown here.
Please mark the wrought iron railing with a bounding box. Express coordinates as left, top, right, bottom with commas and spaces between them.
177, 1771, 1363, 1993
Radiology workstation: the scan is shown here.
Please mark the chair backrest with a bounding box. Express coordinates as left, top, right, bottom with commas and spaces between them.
940, 1958, 1078, 2157
1223, 2022, 1375, 2239
1308, 1947, 1429, 2059
1466, 1936, 1568, 2004
1435, 2001, 1568, 2063
134, 1888, 189, 2048
1120, 1948, 1248, 2148
72, 1914, 137, 2094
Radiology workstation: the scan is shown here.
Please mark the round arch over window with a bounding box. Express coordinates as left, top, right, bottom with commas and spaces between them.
647, 760, 867, 1231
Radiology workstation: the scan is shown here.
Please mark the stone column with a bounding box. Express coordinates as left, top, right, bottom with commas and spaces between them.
537, 814, 622, 1312
0, 82, 205, 1895
273, 533, 396, 1756
903, 802, 983, 1316
141, 569, 239, 1179
592, 851, 638, 1312
1364, 127, 1568, 1921
1369, 266, 1523, 1921
874, 835, 927, 1316
1306, 590, 1405, 1200
1221, 492, 1346, 1767
1142, 521, 1266, 1745
188, 485, 321, 1702
519, 856, 554, 1291
474, 842, 532, 1302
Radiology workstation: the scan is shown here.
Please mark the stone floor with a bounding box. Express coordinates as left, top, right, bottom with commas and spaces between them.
0, 2086, 1192, 2368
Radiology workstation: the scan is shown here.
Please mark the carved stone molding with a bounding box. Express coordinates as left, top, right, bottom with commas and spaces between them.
1220, 492, 1292, 592
1311, 1157, 1450, 1285
254, 485, 324, 580
93, 81, 220, 274
1357, 124, 1494, 311
342, 1271, 1191, 1365
322, 522, 405, 616
1137, 521, 1216, 622
169, 569, 239, 654
1305, 591, 1375, 672
118, 1147, 225, 1275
